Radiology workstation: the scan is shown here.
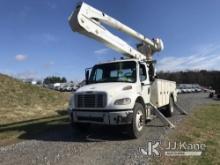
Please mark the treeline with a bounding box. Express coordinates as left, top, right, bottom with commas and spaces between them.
43, 76, 67, 84
157, 70, 220, 90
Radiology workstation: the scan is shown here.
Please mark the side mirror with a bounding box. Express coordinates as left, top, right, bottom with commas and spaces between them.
85, 70, 90, 84
148, 63, 155, 82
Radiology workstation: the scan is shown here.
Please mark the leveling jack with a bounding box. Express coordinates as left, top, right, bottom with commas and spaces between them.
150, 102, 188, 129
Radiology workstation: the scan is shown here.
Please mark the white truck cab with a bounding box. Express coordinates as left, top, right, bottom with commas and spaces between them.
69, 59, 177, 138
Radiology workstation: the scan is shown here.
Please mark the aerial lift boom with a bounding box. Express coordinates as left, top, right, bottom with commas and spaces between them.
68, 2, 164, 61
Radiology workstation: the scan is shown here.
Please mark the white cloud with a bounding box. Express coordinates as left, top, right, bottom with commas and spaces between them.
157, 44, 220, 71
15, 54, 28, 61
94, 48, 110, 55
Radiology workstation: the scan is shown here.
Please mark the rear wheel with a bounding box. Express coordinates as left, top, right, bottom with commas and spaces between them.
165, 96, 174, 117
127, 103, 145, 138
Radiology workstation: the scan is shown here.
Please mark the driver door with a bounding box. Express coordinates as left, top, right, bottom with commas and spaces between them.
139, 63, 150, 104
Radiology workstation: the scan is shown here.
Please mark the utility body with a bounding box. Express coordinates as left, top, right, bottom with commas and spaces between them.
68, 2, 178, 138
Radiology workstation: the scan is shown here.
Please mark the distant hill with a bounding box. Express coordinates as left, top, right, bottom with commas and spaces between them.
0, 74, 70, 125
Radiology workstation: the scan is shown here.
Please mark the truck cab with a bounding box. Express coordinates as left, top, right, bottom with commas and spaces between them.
69, 59, 176, 138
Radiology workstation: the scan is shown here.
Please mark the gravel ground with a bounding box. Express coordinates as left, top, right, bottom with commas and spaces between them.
0, 93, 217, 165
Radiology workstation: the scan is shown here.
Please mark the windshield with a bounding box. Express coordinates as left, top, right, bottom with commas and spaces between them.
89, 61, 137, 83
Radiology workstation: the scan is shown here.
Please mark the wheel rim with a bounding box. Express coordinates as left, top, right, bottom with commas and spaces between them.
135, 110, 144, 131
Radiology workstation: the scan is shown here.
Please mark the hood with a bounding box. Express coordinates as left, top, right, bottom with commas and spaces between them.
76, 82, 134, 95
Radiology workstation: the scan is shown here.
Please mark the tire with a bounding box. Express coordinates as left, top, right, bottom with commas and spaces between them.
127, 103, 145, 139
165, 96, 174, 117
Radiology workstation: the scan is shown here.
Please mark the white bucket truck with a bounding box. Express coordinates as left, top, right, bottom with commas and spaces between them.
68, 2, 181, 138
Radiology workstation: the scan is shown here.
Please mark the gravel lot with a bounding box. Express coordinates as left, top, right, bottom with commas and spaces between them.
0, 93, 217, 165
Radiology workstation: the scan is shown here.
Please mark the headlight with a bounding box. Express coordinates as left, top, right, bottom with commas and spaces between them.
114, 98, 131, 105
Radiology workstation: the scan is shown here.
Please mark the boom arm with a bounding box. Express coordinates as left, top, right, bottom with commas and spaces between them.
68, 2, 164, 60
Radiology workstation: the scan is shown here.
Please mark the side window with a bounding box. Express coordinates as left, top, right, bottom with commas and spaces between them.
93, 69, 103, 81
139, 64, 147, 81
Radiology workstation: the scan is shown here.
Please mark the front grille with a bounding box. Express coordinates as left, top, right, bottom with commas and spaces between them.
75, 92, 107, 108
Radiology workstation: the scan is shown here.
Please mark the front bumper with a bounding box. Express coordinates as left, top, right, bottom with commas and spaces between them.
70, 109, 133, 125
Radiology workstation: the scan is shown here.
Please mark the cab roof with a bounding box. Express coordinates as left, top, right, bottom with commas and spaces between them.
95, 58, 142, 65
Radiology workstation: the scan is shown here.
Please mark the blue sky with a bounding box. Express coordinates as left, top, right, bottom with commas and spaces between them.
0, 0, 220, 81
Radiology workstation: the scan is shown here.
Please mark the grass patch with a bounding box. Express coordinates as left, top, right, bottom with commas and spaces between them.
0, 74, 71, 145
0, 114, 69, 146
156, 103, 220, 165
0, 74, 70, 124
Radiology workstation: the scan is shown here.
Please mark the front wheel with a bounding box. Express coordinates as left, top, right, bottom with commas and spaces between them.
127, 103, 145, 139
